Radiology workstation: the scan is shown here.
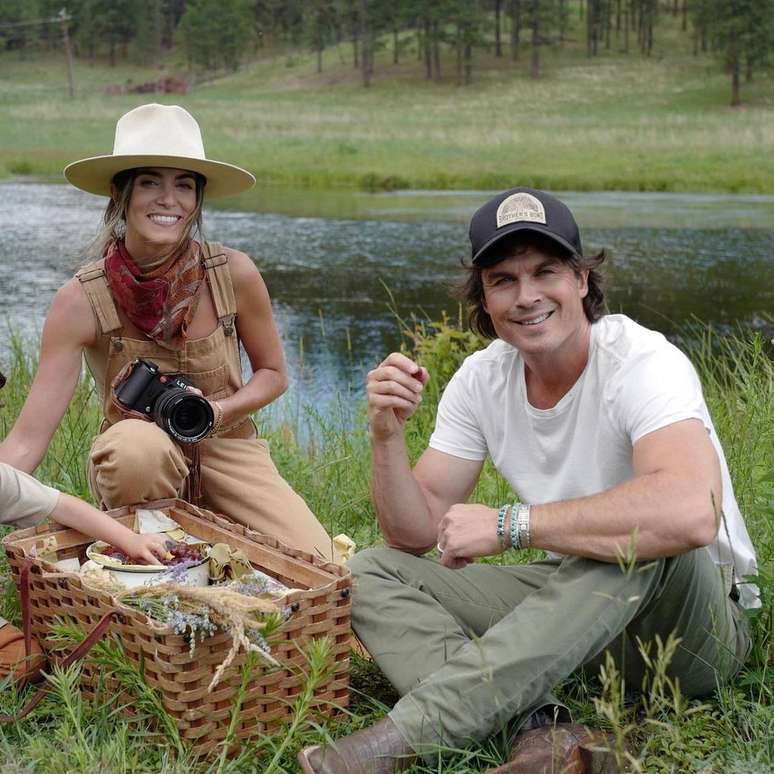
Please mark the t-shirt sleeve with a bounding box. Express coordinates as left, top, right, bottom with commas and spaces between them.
613, 344, 707, 445
428, 367, 488, 460
0, 462, 61, 529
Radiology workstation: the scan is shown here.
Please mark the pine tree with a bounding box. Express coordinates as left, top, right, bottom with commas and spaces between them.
693, 0, 774, 105
528, 0, 560, 78
306, 0, 335, 72
179, 0, 254, 72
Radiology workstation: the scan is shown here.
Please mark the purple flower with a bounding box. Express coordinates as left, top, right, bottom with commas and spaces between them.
158, 559, 199, 584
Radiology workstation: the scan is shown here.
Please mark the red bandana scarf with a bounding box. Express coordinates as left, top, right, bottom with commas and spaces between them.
104, 240, 206, 349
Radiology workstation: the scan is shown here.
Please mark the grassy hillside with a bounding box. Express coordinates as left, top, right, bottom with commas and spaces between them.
1, 10, 773, 193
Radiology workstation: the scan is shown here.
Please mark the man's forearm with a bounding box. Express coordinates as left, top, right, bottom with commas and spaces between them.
530, 471, 719, 562
370, 434, 437, 552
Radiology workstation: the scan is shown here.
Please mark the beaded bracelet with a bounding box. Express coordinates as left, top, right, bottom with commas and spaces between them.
510, 503, 519, 550
209, 400, 224, 437
496, 505, 508, 552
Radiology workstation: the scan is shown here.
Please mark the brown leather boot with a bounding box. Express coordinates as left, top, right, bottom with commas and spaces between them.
487, 723, 618, 774
0, 621, 44, 685
297, 717, 416, 774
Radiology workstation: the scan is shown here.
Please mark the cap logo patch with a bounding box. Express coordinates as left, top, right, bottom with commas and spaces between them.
496, 192, 546, 229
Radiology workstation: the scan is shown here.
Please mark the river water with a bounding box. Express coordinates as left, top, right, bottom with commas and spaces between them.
1, 182, 772, 427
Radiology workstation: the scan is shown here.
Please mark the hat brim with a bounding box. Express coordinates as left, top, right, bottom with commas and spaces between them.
472, 223, 579, 266
63, 154, 255, 199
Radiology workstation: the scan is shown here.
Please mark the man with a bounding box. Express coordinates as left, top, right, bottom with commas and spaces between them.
298, 188, 758, 773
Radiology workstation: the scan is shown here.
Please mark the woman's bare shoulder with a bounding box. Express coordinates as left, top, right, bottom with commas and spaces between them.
49, 276, 99, 345
56, 274, 94, 306
219, 245, 264, 285
221, 245, 256, 270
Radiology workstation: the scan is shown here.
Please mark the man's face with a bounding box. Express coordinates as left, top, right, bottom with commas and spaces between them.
481, 246, 590, 359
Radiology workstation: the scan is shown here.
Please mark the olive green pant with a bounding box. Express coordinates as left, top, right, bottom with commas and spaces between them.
348, 547, 750, 754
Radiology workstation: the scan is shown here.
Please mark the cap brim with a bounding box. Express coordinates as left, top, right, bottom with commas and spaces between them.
63, 154, 255, 199
472, 223, 578, 266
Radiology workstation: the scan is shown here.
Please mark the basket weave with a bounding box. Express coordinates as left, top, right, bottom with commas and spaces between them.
1, 498, 351, 755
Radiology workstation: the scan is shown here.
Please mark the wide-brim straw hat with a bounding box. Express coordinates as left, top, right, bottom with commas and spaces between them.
63, 103, 255, 199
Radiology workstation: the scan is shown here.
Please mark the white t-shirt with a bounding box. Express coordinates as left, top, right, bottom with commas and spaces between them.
429, 314, 759, 609
0, 462, 60, 529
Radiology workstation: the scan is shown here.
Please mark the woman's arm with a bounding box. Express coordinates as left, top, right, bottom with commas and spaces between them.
215, 248, 289, 426
0, 279, 96, 472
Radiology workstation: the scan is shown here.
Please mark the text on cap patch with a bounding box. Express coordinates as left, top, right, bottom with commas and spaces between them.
496, 192, 547, 229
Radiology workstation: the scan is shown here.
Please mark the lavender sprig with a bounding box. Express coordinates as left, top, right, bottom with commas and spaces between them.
157, 558, 200, 584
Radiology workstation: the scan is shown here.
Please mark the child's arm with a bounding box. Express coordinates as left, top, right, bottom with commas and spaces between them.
1, 462, 167, 564
51, 494, 169, 564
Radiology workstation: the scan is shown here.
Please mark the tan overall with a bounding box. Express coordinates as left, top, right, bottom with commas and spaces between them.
76, 244, 336, 562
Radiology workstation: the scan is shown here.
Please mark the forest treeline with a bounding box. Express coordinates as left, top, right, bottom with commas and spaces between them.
0, 0, 771, 104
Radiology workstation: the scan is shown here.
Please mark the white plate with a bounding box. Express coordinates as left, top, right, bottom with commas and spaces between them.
86, 541, 210, 588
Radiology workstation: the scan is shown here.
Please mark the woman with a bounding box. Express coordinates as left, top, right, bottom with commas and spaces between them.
0, 104, 336, 562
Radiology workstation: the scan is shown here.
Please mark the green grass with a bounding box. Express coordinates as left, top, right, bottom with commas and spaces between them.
0, 317, 771, 771
1, 7, 773, 194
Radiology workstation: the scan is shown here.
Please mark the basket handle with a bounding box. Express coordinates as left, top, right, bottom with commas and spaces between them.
0, 558, 117, 724
20, 559, 33, 672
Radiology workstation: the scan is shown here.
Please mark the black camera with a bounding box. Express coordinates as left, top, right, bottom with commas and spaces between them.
114, 359, 214, 443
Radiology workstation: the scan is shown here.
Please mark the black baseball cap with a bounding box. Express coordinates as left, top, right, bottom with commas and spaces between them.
469, 187, 583, 266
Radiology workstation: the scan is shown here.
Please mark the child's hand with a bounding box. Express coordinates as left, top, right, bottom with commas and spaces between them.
123, 533, 170, 565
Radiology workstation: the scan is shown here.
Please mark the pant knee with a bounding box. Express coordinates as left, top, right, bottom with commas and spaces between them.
347, 546, 421, 582
90, 420, 188, 507
347, 546, 387, 577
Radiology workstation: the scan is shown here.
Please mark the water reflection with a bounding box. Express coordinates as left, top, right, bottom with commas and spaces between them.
1, 182, 772, 427
217, 187, 774, 230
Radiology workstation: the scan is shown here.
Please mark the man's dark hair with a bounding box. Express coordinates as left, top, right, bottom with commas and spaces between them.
456, 232, 607, 339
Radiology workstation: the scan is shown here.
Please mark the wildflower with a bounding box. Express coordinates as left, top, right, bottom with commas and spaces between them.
158, 558, 200, 584
246, 629, 272, 655
120, 580, 282, 688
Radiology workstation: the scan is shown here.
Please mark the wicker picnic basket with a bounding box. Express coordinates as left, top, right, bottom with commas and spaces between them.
1, 498, 351, 755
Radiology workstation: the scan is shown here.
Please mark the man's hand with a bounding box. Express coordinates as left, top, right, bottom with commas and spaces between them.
366, 353, 429, 441
437, 503, 504, 570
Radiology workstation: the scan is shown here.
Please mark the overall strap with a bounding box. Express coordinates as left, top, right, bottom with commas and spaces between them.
202, 242, 236, 336
75, 262, 122, 337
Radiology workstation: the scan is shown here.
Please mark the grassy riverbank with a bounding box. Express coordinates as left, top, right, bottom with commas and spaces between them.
0, 320, 772, 771
1, 11, 773, 195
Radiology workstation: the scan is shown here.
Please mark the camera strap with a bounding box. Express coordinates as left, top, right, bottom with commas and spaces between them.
109, 361, 205, 507
182, 443, 204, 508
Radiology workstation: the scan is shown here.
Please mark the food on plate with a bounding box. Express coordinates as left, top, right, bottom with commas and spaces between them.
96, 541, 207, 567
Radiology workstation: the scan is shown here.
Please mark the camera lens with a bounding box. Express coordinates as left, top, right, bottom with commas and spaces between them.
153, 389, 214, 443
